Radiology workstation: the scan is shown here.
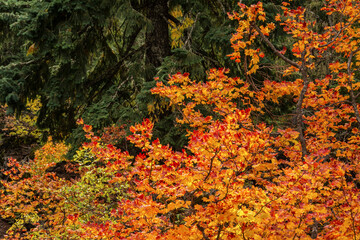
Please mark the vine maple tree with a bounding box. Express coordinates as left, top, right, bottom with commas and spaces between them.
0, 139, 71, 238
1, 0, 360, 239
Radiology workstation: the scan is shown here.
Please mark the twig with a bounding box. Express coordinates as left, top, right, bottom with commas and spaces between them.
319, 12, 360, 48
254, 170, 306, 217
204, 150, 219, 182
252, 23, 301, 69
184, 13, 200, 50
216, 0, 226, 15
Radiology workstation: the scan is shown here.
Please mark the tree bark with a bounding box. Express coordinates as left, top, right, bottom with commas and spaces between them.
144, 0, 171, 81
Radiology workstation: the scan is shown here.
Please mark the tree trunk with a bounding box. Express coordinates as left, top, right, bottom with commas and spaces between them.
144, 0, 171, 81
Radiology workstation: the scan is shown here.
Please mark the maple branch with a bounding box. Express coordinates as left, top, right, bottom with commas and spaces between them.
243, 53, 259, 91
347, 49, 360, 125
241, 226, 248, 240
239, 122, 259, 132
296, 69, 309, 158
254, 170, 306, 217
310, 217, 319, 239
342, 181, 358, 240
61, 208, 67, 226
319, 12, 360, 48
330, 207, 339, 220
215, 181, 230, 203
197, 223, 210, 240
216, 224, 223, 240
204, 150, 219, 182
143, 215, 154, 230
292, 214, 304, 240
252, 23, 301, 69
193, 49, 221, 66
319, 25, 347, 48
252, 23, 309, 157
165, 12, 181, 27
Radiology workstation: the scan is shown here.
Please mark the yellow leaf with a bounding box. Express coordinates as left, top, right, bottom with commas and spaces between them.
26, 43, 36, 56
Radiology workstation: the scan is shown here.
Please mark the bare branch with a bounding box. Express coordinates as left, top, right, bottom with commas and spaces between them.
3, 59, 38, 68
184, 13, 200, 50
252, 22, 308, 157
252, 23, 301, 69
204, 150, 219, 182
255, 170, 306, 217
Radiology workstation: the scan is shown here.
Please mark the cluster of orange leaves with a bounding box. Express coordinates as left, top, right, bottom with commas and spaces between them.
0, 139, 72, 238
1, 0, 360, 239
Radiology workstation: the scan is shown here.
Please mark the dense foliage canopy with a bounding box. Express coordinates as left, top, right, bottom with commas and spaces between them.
1, 0, 360, 239
0, 0, 239, 147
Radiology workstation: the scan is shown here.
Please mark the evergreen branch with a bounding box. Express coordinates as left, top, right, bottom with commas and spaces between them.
79, 45, 145, 116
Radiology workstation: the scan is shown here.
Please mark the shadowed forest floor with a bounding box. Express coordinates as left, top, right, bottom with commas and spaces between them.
0, 218, 11, 239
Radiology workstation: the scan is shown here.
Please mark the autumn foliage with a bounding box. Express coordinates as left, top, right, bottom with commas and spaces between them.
1, 0, 360, 239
